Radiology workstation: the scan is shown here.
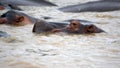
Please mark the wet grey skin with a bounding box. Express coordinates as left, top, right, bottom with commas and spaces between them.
32, 20, 104, 34
0, 31, 10, 38
8, 4, 22, 10
59, 1, 120, 12
0, 10, 37, 25
0, 0, 57, 6
32, 20, 68, 34
63, 19, 94, 24
100, 0, 120, 2
0, 3, 22, 10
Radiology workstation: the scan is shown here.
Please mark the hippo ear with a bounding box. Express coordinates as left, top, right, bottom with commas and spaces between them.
85, 25, 96, 33
88, 25, 95, 29
15, 16, 24, 22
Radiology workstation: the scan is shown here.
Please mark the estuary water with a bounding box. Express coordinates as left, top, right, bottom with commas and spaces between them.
0, 0, 120, 68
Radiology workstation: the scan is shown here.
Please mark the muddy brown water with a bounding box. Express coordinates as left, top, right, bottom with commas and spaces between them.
0, 0, 120, 68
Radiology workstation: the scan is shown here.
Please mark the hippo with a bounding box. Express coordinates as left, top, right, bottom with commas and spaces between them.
0, 0, 57, 6
33, 20, 104, 34
59, 1, 120, 12
32, 20, 68, 34
0, 3, 22, 10
0, 31, 10, 38
0, 10, 38, 26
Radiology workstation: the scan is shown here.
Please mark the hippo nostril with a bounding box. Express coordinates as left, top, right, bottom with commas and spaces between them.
0, 5, 4, 10
0, 18, 7, 24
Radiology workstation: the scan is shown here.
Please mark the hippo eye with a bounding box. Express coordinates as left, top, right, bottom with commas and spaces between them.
15, 16, 24, 22
15, 19, 20, 22
72, 23, 77, 26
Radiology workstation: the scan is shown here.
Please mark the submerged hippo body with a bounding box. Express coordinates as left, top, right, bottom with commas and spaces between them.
59, 1, 120, 12
0, 2, 22, 10
32, 20, 68, 34
0, 0, 57, 6
0, 0, 56, 10
0, 31, 10, 38
100, 0, 120, 2
33, 20, 104, 34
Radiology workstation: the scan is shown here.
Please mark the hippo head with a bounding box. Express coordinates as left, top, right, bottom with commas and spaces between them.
66, 20, 104, 34
0, 10, 32, 26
